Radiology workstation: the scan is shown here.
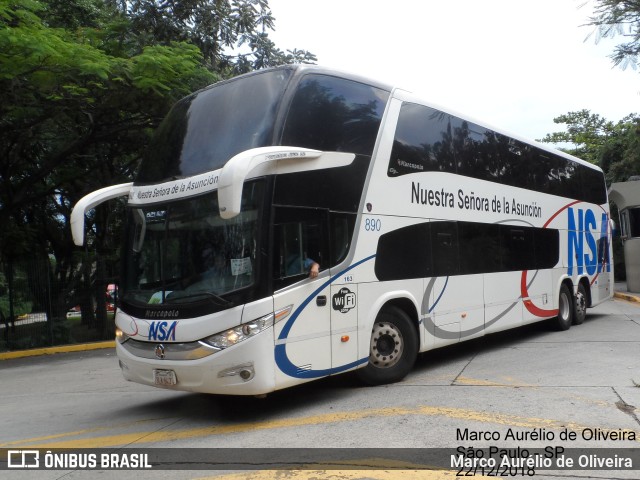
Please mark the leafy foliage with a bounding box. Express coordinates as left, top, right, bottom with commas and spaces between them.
124, 0, 316, 74
540, 110, 640, 281
587, 0, 640, 70
539, 110, 640, 184
0, 0, 312, 335
0, 0, 214, 249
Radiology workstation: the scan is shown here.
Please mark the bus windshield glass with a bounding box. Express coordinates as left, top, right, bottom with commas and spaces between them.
137, 68, 293, 184
122, 181, 264, 308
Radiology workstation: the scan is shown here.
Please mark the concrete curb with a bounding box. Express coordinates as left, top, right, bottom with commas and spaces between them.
0, 340, 115, 361
614, 291, 640, 304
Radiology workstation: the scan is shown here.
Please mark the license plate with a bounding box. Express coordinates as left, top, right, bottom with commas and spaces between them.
153, 369, 177, 386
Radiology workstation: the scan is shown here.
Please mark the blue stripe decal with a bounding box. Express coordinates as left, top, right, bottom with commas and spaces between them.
275, 254, 376, 378
428, 276, 449, 313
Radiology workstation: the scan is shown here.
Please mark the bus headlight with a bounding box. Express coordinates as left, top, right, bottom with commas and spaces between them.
203, 313, 274, 350
202, 306, 292, 350
115, 327, 129, 344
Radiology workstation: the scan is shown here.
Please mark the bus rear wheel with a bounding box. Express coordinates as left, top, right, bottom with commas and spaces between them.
573, 283, 587, 325
554, 283, 574, 331
357, 306, 418, 385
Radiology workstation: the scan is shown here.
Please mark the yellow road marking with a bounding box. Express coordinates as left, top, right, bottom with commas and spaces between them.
195, 457, 498, 479
454, 376, 536, 387
195, 469, 497, 480
3, 404, 638, 449
0, 417, 169, 447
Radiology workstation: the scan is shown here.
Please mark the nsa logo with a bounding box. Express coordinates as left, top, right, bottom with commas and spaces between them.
332, 288, 356, 313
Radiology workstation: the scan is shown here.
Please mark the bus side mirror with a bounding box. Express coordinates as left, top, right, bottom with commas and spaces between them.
217, 147, 355, 219
71, 183, 133, 246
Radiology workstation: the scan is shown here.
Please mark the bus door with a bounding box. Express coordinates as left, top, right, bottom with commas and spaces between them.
328, 212, 359, 370
272, 207, 332, 385
329, 282, 358, 370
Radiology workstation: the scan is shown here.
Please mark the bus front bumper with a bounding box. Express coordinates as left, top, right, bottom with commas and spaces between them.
115, 330, 276, 396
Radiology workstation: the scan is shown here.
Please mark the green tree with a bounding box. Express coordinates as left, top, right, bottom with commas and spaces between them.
0, 0, 215, 336
538, 110, 640, 184
0, 0, 314, 346
538, 110, 615, 164
540, 111, 640, 282
0, 0, 214, 245
581, 0, 640, 228
124, 0, 316, 74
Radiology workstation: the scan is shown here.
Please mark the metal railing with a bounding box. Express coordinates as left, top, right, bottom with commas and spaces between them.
1, 258, 115, 352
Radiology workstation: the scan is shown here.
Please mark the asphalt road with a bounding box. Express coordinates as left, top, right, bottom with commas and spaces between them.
1, 298, 639, 480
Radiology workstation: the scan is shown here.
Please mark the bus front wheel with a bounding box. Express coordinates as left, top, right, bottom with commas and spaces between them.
554, 284, 574, 331
357, 306, 418, 385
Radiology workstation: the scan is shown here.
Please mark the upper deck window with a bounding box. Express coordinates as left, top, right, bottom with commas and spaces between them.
389, 102, 607, 205
281, 74, 389, 156
137, 69, 293, 184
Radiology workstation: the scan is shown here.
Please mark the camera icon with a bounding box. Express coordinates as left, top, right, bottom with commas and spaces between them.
7, 450, 39, 469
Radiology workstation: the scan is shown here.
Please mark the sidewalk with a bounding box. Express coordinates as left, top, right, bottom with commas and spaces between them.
614, 281, 640, 304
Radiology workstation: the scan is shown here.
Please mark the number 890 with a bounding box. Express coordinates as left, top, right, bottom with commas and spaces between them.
364, 218, 381, 231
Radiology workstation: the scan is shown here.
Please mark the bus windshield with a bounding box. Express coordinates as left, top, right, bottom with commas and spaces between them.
136, 68, 293, 184
122, 181, 264, 309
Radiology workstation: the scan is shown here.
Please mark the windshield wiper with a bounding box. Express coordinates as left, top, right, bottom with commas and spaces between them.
165, 291, 233, 308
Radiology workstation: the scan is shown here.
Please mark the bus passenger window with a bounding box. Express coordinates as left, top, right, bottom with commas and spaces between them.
581, 167, 607, 205
454, 121, 502, 183
281, 74, 389, 156
431, 222, 459, 277
459, 223, 500, 274
557, 160, 582, 200
374, 223, 431, 281
389, 103, 456, 177
501, 226, 534, 271
534, 228, 559, 269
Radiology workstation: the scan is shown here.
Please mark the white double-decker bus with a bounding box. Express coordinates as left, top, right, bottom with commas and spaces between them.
72, 65, 612, 395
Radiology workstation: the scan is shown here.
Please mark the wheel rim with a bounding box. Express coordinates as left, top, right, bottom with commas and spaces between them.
369, 322, 404, 369
559, 291, 570, 321
576, 290, 586, 319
